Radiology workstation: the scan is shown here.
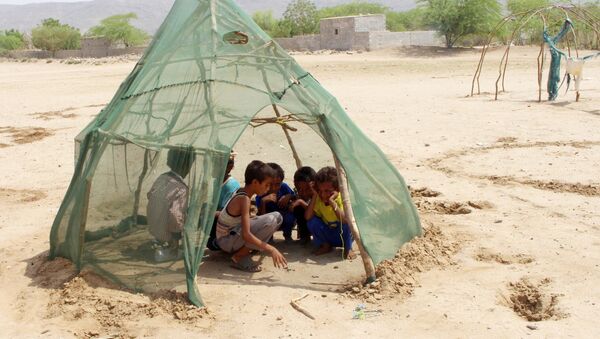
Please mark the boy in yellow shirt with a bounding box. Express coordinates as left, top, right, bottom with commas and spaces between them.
304, 167, 355, 259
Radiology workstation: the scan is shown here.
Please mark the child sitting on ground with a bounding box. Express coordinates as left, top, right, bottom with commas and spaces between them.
304, 166, 355, 260
216, 160, 288, 272
255, 162, 296, 242
207, 150, 240, 251
146, 147, 195, 262
290, 166, 317, 244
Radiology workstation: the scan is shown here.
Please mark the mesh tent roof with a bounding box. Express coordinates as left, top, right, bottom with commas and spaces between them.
49, 0, 421, 307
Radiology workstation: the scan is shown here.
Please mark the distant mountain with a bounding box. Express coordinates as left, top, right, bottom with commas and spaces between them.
0, 0, 417, 34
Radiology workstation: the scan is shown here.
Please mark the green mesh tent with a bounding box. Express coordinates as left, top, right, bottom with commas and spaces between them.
49, 0, 421, 307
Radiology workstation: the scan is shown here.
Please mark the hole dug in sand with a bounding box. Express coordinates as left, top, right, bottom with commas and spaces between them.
502, 278, 567, 322
0, 126, 54, 145
342, 221, 461, 303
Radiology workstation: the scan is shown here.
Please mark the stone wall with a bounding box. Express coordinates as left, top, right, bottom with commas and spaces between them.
354, 15, 386, 33
275, 35, 321, 51
368, 31, 444, 49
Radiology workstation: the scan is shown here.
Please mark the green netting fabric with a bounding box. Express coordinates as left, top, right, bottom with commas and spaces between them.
49, 0, 421, 307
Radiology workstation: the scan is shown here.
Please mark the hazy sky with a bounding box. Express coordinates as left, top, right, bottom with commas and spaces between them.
0, 0, 88, 4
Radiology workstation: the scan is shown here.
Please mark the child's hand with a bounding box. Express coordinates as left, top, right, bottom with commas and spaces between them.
290, 199, 307, 210
277, 194, 292, 209
262, 193, 277, 204
309, 181, 318, 196
267, 246, 288, 269
328, 191, 340, 205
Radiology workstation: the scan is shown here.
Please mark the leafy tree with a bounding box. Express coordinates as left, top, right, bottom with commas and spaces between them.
87, 13, 148, 47
283, 0, 319, 36
32, 18, 81, 56
386, 7, 429, 32
252, 10, 278, 33
317, 2, 388, 19
419, 0, 502, 48
0, 29, 25, 52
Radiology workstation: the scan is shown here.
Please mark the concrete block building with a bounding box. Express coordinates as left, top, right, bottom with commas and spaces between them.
275, 14, 443, 52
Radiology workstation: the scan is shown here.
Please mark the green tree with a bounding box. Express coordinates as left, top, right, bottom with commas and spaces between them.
252, 10, 278, 33
386, 7, 429, 32
419, 0, 502, 48
32, 18, 81, 56
87, 13, 148, 47
283, 0, 319, 36
317, 2, 388, 19
0, 29, 25, 52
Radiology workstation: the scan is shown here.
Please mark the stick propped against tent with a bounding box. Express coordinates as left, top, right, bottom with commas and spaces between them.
334, 156, 377, 283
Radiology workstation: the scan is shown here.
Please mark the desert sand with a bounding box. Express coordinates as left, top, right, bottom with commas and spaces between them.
0, 46, 599, 338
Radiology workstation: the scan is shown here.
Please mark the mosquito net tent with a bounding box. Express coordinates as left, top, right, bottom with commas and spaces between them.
49, 0, 421, 307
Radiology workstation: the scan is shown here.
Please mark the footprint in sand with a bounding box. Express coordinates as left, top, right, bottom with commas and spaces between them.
474, 247, 535, 265
0, 188, 47, 203
0, 126, 54, 146
500, 277, 567, 322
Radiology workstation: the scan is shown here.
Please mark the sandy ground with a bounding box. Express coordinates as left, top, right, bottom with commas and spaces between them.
0, 46, 599, 338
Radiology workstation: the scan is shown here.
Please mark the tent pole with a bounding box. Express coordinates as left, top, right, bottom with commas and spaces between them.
132, 149, 150, 226
334, 156, 376, 283
272, 104, 302, 169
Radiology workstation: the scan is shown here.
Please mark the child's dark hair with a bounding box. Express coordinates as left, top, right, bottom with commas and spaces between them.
315, 166, 339, 189
167, 146, 195, 173
245, 160, 276, 185
267, 162, 284, 180
294, 166, 316, 183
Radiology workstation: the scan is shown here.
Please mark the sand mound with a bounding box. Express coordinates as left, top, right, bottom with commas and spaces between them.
47, 271, 211, 336
474, 248, 534, 265
342, 222, 459, 302
414, 200, 472, 215
519, 179, 600, 197
409, 186, 442, 198
503, 278, 566, 322
0, 126, 54, 145
28, 256, 211, 336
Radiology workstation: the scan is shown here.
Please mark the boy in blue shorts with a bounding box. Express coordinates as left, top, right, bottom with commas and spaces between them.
304, 166, 355, 260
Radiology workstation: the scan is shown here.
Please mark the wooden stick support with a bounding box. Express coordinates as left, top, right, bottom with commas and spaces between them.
334, 156, 377, 283
272, 104, 302, 169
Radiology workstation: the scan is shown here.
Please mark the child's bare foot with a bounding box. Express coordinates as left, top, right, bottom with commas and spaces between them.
313, 244, 333, 255
343, 249, 356, 260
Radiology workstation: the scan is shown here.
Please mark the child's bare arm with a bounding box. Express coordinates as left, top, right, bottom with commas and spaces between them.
304, 192, 318, 220
330, 192, 349, 224
239, 199, 288, 268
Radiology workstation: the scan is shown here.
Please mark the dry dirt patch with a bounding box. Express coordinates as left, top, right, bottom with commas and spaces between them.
0, 188, 47, 203
29, 104, 105, 121
342, 221, 460, 302
501, 278, 566, 322
0, 126, 54, 145
428, 140, 600, 197
474, 248, 534, 265
26, 255, 212, 337
409, 186, 442, 198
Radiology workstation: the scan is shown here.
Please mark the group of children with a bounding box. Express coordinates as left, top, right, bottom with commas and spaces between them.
146, 147, 355, 272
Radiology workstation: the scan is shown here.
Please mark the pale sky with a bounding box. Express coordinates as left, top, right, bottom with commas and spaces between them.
0, 0, 88, 4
